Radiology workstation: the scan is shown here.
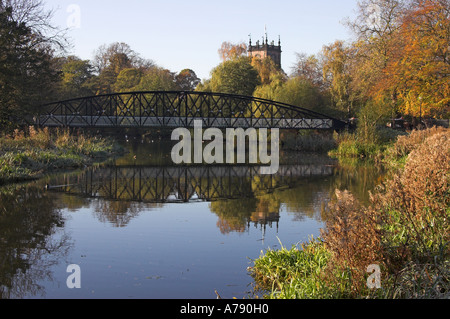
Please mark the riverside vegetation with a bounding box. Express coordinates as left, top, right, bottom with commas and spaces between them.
0, 127, 123, 185
250, 127, 449, 299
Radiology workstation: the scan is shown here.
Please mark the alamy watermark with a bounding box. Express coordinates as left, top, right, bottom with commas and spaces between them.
171, 120, 280, 175
66, 4, 81, 29
66, 264, 81, 289
367, 264, 382, 289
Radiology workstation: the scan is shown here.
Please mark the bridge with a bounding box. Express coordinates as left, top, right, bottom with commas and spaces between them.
35, 91, 347, 130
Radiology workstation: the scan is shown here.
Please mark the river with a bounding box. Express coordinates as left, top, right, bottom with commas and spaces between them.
0, 138, 384, 299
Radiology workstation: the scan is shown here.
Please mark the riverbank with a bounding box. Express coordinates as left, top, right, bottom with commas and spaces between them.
250, 127, 450, 299
0, 127, 125, 186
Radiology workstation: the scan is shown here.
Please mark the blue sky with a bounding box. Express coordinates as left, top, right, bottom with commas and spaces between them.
45, 0, 359, 80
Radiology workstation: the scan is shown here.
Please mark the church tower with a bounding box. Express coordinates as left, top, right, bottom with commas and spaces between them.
248, 30, 282, 69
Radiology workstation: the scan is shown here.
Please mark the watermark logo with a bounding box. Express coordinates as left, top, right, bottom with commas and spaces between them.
367, 264, 381, 289
66, 4, 81, 29
66, 264, 81, 289
367, 3, 382, 30
171, 120, 280, 175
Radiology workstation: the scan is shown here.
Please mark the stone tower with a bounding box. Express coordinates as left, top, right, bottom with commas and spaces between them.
248, 31, 282, 69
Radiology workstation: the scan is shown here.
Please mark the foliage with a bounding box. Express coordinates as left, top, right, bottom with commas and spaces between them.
375, 0, 450, 118
250, 239, 337, 299
56, 56, 95, 99
253, 128, 450, 299
201, 56, 260, 96
218, 41, 247, 61
322, 40, 357, 117
251, 56, 284, 86
175, 69, 200, 91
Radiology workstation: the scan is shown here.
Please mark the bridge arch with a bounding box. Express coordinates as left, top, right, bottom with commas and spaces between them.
35, 91, 347, 130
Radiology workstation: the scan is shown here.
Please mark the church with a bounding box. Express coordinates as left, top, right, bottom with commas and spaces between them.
247, 32, 282, 69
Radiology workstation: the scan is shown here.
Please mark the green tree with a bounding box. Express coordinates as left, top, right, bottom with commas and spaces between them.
58, 56, 94, 99
322, 40, 356, 118
113, 68, 144, 93
134, 67, 178, 91
207, 56, 260, 96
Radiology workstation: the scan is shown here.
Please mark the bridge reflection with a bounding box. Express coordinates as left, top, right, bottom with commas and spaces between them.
47, 164, 334, 204
46, 163, 334, 233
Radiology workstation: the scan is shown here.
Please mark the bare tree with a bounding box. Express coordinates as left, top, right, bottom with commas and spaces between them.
0, 0, 69, 51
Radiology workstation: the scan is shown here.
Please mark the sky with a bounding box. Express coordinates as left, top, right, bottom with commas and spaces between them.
44, 0, 359, 80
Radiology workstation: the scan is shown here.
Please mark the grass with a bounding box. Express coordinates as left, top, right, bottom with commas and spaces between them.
0, 127, 123, 185
251, 127, 450, 299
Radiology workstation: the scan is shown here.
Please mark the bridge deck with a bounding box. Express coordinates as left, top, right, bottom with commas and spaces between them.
39, 115, 335, 129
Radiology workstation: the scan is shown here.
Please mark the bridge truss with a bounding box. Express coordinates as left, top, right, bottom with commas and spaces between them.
36, 91, 346, 130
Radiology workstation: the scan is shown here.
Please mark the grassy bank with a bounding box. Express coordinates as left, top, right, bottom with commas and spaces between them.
250, 127, 449, 299
0, 127, 124, 185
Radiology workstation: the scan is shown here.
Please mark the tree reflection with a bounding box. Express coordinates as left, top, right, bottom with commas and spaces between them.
0, 185, 72, 299
45, 160, 384, 234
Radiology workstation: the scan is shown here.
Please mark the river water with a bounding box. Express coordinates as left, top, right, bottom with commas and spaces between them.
0, 139, 384, 299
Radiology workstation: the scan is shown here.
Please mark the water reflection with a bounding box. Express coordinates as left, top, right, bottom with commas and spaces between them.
0, 185, 72, 299
45, 164, 335, 230
0, 141, 386, 299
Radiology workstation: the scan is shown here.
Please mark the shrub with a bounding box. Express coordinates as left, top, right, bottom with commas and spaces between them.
320, 190, 385, 297
373, 129, 450, 265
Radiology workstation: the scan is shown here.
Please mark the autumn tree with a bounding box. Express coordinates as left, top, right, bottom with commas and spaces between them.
379, 0, 450, 118
218, 41, 247, 61
251, 56, 284, 86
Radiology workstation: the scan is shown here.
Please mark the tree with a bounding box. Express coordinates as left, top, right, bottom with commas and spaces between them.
175, 69, 200, 91
0, 6, 59, 130
113, 68, 144, 93
93, 42, 154, 74
91, 43, 156, 94
291, 52, 324, 89
218, 41, 247, 61
133, 67, 178, 91
0, 0, 69, 50
379, 0, 450, 118
207, 56, 260, 96
322, 40, 356, 118
275, 77, 329, 113
58, 56, 94, 98
251, 56, 284, 86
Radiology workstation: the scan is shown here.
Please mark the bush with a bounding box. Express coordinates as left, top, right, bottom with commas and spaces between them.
373, 129, 450, 264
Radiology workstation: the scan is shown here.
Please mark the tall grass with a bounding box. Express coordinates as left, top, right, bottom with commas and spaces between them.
251, 127, 450, 299
0, 127, 122, 185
